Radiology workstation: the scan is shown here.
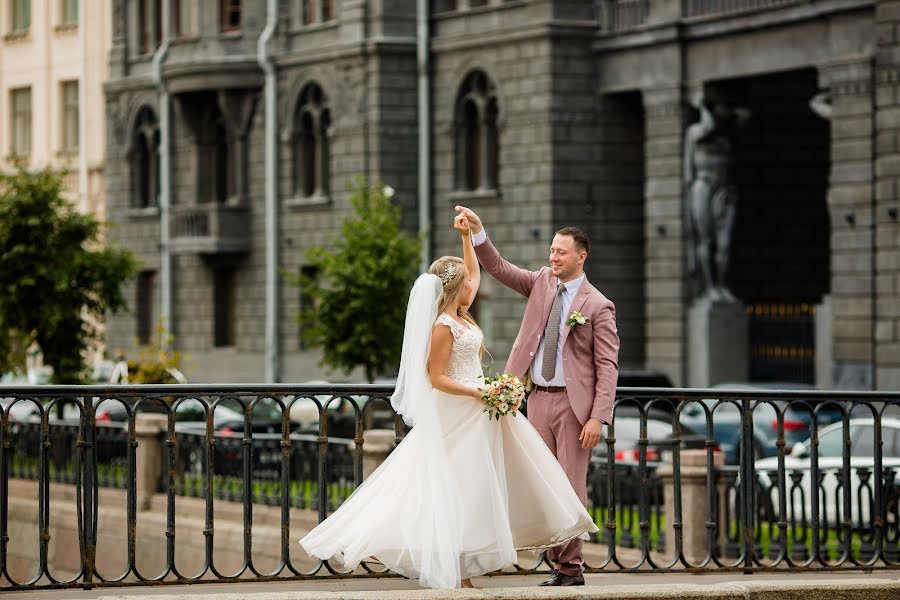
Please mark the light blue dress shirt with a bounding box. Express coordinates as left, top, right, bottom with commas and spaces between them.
471, 228, 584, 387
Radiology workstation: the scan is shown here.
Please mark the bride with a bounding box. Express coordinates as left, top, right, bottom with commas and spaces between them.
299, 215, 598, 589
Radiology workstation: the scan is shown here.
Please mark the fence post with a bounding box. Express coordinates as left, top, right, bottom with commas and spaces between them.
135, 414, 167, 511
660, 449, 725, 563
740, 397, 755, 571
81, 404, 96, 588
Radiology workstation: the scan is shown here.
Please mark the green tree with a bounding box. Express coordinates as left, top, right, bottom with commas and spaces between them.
290, 178, 421, 382
0, 166, 139, 383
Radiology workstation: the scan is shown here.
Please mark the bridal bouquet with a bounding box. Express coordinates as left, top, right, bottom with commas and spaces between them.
480, 373, 526, 420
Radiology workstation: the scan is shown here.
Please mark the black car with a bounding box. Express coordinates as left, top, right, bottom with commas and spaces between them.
94, 397, 294, 434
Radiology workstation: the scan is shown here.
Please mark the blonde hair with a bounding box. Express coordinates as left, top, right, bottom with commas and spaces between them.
428, 256, 485, 356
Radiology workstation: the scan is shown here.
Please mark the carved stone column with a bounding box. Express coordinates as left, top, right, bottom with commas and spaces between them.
135, 413, 168, 511
817, 58, 875, 389
643, 86, 689, 385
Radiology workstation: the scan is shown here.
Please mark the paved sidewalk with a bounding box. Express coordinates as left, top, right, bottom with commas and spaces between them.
1, 570, 897, 599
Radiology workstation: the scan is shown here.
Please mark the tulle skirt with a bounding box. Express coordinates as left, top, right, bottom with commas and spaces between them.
298, 390, 598, 588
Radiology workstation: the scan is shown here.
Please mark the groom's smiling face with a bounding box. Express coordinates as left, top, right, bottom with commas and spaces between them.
549, 234, 586, 282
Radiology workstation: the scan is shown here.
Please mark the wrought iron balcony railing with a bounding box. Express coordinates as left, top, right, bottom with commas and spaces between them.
0, 384, 898, 591
597, 0, 816, 33
170, 204, 251, 255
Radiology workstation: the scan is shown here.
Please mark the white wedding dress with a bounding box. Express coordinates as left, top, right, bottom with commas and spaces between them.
299, 275, 598, 589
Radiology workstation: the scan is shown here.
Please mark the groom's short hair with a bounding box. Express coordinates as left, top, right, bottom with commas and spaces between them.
555, 227, 590, 255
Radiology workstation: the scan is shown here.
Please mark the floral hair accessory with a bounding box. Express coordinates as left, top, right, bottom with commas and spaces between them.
439, 263, 456, 285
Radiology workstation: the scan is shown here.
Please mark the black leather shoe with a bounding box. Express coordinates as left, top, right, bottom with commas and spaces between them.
539, 572, 584, 586
538, 570, 559, 586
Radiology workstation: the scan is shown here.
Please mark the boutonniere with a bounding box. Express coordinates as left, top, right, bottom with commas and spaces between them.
567, 311, 589, 328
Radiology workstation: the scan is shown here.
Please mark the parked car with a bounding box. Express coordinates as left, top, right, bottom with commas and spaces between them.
755, 418, 900, 525
290, 380, 398, 438
678, 398, 750, 465
0, 367, 52, 386
0, 397, 41, 422
616, 370, 673, 388
94, 397, 294, 435
765, 398, 869, 456
683, 382, 830, 463
596, 406, 710, 463
0, 395, 83, 423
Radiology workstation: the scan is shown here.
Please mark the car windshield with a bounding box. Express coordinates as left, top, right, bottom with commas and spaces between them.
805, 423, 888, 458
817, 426, 847, 458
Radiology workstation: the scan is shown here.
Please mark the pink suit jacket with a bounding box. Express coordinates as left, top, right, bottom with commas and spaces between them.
475, 236, 620, 425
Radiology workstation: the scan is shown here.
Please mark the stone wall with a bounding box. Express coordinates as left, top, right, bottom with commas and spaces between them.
875, 2, 900, 390
100, 0, 897, 390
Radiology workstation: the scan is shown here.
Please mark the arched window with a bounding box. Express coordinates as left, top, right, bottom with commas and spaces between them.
196, 105, 234, 204
455, 70, 499, 192
130, 107, 159, 209
292, 83, 330, 199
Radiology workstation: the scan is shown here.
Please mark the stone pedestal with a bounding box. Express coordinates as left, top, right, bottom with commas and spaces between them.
135, 413, 168, 511
815, 294, 833, 389
658, 449, 727, 563
362, 429, 397, 479
688, 294, 748, 387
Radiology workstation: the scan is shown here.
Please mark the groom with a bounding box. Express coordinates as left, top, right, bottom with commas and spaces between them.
456, 206, 619, 586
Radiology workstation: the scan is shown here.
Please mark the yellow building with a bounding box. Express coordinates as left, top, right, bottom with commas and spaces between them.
0, 0, 110, 218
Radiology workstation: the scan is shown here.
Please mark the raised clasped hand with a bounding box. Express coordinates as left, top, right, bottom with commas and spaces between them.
454, 205, 483, 234
454, 214, 470, 236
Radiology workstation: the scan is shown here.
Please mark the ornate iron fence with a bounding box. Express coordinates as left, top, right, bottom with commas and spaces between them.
0, 385, 898, 591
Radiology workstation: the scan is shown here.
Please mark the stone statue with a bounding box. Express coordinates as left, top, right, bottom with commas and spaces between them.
684, 93, 750, 301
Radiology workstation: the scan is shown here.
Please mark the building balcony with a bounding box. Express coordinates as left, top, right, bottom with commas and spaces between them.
170, 204, 251, 255
596, 0, 856, 34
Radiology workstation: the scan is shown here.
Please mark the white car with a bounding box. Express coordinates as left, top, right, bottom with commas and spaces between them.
754, 418, 900, 526
0, 397, 41, 422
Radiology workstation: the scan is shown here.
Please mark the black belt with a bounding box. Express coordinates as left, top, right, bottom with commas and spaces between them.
533, 385, 566, 393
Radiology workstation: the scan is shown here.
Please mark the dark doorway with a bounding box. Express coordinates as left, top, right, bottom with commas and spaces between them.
594, 91, 647, 369
710, 69, 831, 383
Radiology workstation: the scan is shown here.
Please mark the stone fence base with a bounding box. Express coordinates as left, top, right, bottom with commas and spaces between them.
96, 578, 900, 600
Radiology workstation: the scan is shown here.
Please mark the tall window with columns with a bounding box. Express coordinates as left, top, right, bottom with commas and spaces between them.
291, 83, 330, 199
137, 0, 162, 54
175, 0, 196, 37
196, 104, 234, 204
302, 0, 334, 25
60, 0, 78, 25
61, 80, 79, 153
11, 0, 30, 32
10, 87, 32, 159
129, 107, 159, 209
454, 70, 499, 192
221, 0, 241, 32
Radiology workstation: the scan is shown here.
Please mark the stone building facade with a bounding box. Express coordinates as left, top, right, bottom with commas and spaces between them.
104, 0, 899, 390
0, 0, 112, 369
0, 0, 109, 217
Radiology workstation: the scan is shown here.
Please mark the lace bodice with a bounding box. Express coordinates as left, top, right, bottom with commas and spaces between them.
435, 313, 484, 386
